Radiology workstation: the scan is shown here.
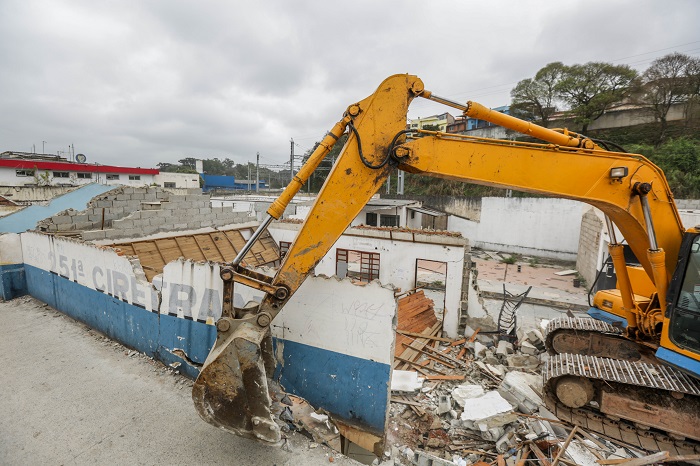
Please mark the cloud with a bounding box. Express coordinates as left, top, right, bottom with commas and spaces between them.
0, 0, 698, 168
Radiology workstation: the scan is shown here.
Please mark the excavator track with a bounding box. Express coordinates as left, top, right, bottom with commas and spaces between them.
543, 353, 700, 455
545, 317, 644, 360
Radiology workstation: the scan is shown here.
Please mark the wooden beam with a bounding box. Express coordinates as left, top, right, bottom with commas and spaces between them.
397, 330, 453, 343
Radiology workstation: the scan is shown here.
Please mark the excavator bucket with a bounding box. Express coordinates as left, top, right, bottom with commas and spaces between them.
192, 316, 282, 444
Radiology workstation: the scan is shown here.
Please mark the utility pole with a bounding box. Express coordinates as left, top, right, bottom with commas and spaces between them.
290, 138, 294, 183
397, 170, 404, 195
247, 163, 251, 192
256, 152, 260, 193
42, 141, 46, 153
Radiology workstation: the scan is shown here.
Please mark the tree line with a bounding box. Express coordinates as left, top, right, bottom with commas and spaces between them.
510, 52, 700, 140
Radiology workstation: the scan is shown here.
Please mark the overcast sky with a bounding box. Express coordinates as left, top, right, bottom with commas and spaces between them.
1, 1, 698, 170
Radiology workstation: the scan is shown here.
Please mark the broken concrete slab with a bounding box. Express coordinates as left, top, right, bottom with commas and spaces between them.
451, 384, 485, 407
498, 371, 543, 414
496, 340, 514, 357
459, 391, 515, 430
519, 341, 539, 355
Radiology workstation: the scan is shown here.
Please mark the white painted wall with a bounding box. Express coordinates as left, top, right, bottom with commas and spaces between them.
160, 259, 396, 365
0, 233, 23, 264
0, 168, 156, 187
154, 172, 200, 189
270, 223, 467, 337
448, 197, 586, 260
21, 232, 159, 311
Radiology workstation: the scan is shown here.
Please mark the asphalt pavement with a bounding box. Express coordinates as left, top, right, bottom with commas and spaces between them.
0, 295, 362, 466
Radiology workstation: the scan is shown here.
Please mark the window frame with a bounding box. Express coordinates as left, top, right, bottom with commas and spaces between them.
336, 248, 380, 283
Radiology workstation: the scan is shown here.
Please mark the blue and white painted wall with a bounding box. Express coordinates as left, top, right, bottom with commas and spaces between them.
0, 233, 27, 300
16, 231, 397, 438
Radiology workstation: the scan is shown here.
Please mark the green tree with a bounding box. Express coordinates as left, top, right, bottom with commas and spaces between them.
556, 62, 638, 132
636, 53, 700, 143
628, 137, 700, 198
510, 62, 564, 127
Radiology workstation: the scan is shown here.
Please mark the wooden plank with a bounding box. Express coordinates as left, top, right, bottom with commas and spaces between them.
424, 375, 465, 381
529, 441, 552, 466
450, 338, 467, 347
390, 397, 422, 407
467, 328, 481, 342
400, 344, 457, 369
394, 321, 441, 367
206, 232, 228, 261
393, 357, 434, 376
551, 426, 578, 466
396, 331, 453, 342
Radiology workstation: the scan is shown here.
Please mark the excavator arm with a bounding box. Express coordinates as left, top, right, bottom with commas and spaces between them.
192, 74, 689, 443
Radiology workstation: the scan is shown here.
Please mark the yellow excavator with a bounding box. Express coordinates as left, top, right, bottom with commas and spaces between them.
192, 74, 700, 454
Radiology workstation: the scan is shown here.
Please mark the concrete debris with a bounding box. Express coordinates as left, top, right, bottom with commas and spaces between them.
391, 370, 425, 392
498, 371, 542, 414
436, 394, 452, 415
451, 384, 484, 407
386, 315, 647, 466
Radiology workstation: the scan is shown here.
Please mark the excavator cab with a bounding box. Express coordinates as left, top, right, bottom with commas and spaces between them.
661, 230, 700, 371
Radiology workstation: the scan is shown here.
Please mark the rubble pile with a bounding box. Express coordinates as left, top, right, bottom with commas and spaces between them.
386, 323, 679, 466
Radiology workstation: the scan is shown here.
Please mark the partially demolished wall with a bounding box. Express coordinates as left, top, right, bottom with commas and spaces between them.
35, 186, 254, 241
14, 231, 397, 438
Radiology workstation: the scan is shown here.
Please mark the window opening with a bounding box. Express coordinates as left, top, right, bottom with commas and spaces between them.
279, 241, 291, 258
366, 212, 377, 226
415, 259, 447, 319
379, 214, 400, 227
336, 248, 380, 283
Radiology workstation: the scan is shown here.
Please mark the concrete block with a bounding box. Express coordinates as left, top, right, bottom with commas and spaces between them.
496, 340, 514, 357
115, 219, 134, 228
52, 215, 73, 225
116, 194, 130, 201
390, 370, 423, 392
498, 371, 542, 414
172, 223, 188, 230
96, 200, 112, 208
82, 230, 107, 241
505, 354, 540, 370
519, 341, 538, 355
131, 193, 145, 200
412, 450, 454, 466
149, 217, 167, 226
140, 210, 159, 218
102, 229, 119, 239
437, 394, 452, 415
74, 222, 95, 231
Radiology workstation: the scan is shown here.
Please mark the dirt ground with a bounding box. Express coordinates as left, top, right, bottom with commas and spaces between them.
472, 250, 587, 296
